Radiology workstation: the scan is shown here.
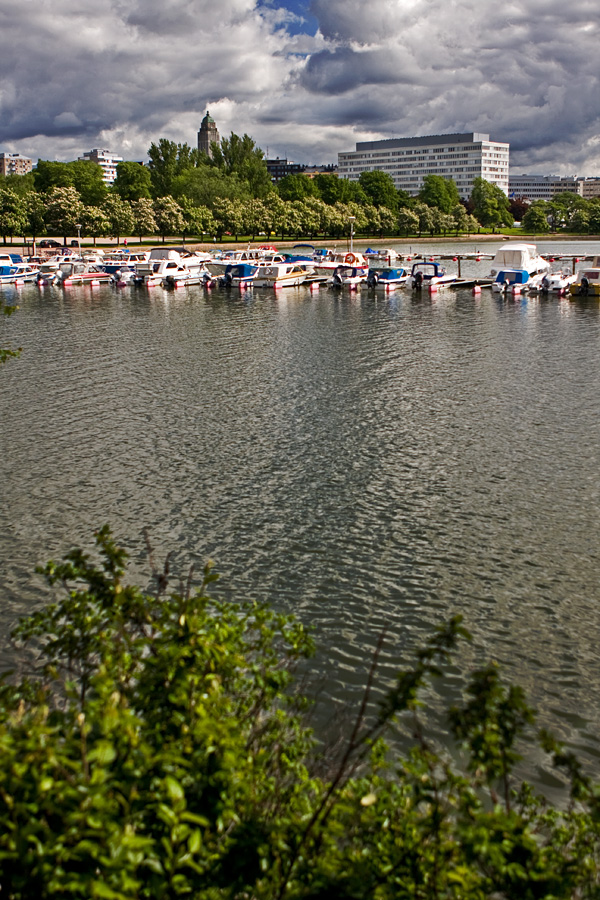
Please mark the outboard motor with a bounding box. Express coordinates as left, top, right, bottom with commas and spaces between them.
332, 269, 343, 286
224, 271, 233, 286
367, 270, 379, 287
580, 276, 589, 296
541, 276, 549, 294
413, 271, 423, 290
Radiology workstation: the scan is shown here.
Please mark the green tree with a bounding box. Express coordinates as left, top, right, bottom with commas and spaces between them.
24, 192, 46, 243
413, 201, 434, 237
153, 196, 184, 242
242, 198, 268, 240
102, 194, 135, 245
0, 187, 27, 244
81, 206, 109, 246
522, 202, 550, 234
277, 173, 317, 202
358, 170, 399, 212
68, 160, 107, 206
113, 161, 152, 201
470, 177, 512, 230
147, 140, 199, 198
171, 164, 247, 207
397, 207, 419, 236
212, 197, 244, 241
44, 186, 84, 242
33, 160, 74, 194
314, 172, 347, 205
177, 197, 215, 241
130, 198, 157, 242
33, 160, 106, 205
212, 132, 272, 198
419, 174, 460, 213
588, 200, 600, 235
263, 193, 288, 239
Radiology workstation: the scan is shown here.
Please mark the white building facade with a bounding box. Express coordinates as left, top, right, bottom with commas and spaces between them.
338, 132, 509, 199
509, 175, 581, 201
78, 149, 123, 185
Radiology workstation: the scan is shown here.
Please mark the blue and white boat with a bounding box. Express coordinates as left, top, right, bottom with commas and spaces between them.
366, 267, 410, 289
0, 253, 38, 284
409, 261, 457, 290
491, 268, 546, 294
220, 263, 258, 287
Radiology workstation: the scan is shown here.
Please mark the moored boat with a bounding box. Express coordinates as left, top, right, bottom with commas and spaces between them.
220, 263, 258, 287
489, 243, 550, 278
313, 250, 369, 278
329, 264, 367, 288
135, 248, 209, 286
569, 257, 600, 297
253, 262, 308, 288
56, 261, 112, 286
366, 267, 410, 289
410, 261, 457, 290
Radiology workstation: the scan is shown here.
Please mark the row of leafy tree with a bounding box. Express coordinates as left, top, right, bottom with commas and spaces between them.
0, 130, 557, 243
519, 191, 600, 234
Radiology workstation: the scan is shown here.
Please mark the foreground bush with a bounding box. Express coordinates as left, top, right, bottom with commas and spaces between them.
0, 527, 599, 898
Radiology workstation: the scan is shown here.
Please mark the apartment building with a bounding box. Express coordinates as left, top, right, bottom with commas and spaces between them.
78, 149, 123, 185
338, 132, 509, 199
0, 153, 33, 176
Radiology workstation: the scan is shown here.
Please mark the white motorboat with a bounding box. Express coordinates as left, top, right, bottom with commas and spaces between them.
207, 246, 286, 277
364, 248, 400, 266
489, 243, 550, 278
329, 264, 367, 288
313, 250, 369, 278
537, 270, 578, 295
56, 261, 112, 286
253, 262, 308, 288
568, 257, 600, 298
135, 248, 209, 287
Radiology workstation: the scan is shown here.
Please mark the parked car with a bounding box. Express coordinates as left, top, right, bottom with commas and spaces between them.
38, 239, 61, 249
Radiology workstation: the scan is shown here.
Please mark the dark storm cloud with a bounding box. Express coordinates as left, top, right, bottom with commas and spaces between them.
0, 0, 598, 172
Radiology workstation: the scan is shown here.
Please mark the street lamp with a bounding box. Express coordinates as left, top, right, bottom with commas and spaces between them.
348, 216, 356, 253
75, 223, 81, 246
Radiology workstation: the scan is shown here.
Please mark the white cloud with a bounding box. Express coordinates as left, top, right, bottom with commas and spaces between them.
0, 0, 598, 174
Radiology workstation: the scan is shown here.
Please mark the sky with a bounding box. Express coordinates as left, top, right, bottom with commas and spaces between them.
1, 0, 599, 175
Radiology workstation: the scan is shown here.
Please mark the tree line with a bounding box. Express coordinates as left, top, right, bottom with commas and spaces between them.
3, 130, 595, 245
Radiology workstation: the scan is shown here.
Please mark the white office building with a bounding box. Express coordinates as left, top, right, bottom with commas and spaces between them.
509, 175, 581, 201
338, 132, 509, 199
78, 148, 123, 185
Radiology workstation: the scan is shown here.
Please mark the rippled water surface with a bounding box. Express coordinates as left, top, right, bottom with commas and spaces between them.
2, 239, 600, 772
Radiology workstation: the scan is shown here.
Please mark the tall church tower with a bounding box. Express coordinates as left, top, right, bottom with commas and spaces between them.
197, 111, 220, 159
